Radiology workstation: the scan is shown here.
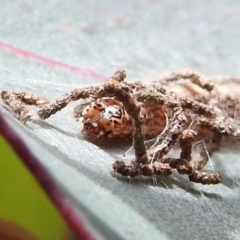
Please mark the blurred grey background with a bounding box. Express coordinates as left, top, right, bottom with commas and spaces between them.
1, 1, 240, 240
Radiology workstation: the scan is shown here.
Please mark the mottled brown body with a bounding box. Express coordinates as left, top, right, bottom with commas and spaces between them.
2, 69, 240, 185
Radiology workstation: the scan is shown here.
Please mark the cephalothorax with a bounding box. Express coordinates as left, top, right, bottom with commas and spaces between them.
2, 69, 240, 185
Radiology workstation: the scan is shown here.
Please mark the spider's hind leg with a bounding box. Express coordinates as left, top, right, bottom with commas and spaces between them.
162, 69, 214, 92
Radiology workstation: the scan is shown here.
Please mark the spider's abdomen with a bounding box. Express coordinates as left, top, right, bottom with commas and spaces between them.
81, 97, 166, 139
81, 97, 133, 138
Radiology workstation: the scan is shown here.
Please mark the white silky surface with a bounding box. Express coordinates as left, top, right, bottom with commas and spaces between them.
1, 1, 240, 239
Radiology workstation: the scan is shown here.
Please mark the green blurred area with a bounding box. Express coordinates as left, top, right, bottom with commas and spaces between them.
0, 136, 70, 240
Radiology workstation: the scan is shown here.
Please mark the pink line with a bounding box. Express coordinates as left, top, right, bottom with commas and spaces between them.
0, 111, 96, 240
0, 41, 105, 81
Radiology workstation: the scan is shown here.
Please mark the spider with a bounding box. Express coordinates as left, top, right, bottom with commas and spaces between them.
2, 69, 240, 185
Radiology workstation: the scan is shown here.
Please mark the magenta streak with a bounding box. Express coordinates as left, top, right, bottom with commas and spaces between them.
0, 112, 96, 240
0, 41, 105, 80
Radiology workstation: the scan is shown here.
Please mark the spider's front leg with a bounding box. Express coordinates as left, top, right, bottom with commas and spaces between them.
111, 83, 222, 184
1, 91, 49, 123
37, 70, 127, 120
1, 70, 126, 122
104, 81, 149, 165
111, 86, 187, 178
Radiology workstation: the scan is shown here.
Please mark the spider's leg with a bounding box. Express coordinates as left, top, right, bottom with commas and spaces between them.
104, 80, 149, 165
111, 88, 188, 177
117, 87, 188, 176
189, 143, 209, 172
37, 70, 127, 120
160, 129, 221, 184
188, 171, 221, 185
149, 103, 188, 162
197, 94, 240, 141
37, 86, 101, 120
198, 116, 240, 139
1, 90, 49, 123
151, 131, 197, 177
180, 97, 215, 117
161, 69, 214, 92
179, 129, 221, 184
